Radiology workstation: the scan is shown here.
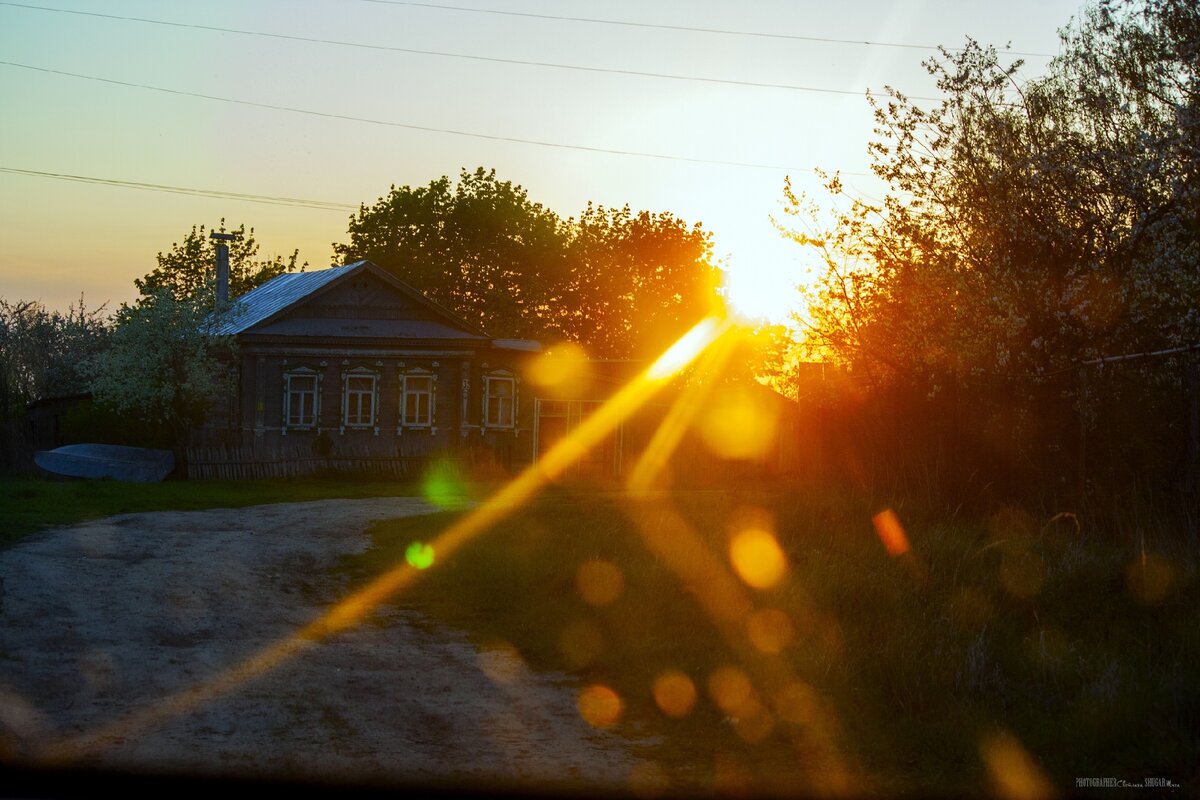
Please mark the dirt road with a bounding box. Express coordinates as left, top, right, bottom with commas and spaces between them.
0, 498, 640, 791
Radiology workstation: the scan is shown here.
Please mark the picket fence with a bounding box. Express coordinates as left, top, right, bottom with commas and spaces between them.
185, 444, 445, 480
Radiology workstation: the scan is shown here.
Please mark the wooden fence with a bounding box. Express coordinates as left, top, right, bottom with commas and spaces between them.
185, 444, 451, 480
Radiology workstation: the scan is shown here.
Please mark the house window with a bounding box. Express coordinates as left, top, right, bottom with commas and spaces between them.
283, 369, 319, 431
342, 369, 378, 429
400, 370, 435, 428
484, 372, 516, 429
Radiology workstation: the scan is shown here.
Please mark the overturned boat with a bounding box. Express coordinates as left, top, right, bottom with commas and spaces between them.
34, 444, 175, 483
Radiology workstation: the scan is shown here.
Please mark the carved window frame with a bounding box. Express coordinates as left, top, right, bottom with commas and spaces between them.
399, 367, 437, 433
483, 370, 518, 431
341, 366, 379, 433
282, 366, 321, 433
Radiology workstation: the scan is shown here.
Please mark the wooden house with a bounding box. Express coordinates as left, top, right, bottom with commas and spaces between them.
191, 260, 540, 478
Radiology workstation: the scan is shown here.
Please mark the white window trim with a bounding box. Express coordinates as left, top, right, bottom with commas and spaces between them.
483, 370, 518, 431
398, 368, 437, 433
282, 367, 321, 434
341, 367, 379, 434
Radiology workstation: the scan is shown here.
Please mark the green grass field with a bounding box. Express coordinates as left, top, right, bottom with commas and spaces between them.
0, 476, 428, 546
349, 488, 1200, 796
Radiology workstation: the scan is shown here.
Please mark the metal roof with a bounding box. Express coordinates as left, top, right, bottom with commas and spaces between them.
251, 318, 486, 340
206, 260, 541, 349
492, 338, 542, 352
210, 262, 359, 336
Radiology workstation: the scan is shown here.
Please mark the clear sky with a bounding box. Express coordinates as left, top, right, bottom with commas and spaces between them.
0, 0, 1085, 322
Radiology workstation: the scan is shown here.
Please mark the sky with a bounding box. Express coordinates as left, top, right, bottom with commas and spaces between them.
0, 0, 1086, 323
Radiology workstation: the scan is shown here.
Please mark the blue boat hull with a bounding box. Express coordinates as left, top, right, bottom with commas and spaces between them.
34, 444, 175, 483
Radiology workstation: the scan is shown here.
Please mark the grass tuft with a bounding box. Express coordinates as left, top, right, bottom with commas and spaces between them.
347, 487, 1200, 795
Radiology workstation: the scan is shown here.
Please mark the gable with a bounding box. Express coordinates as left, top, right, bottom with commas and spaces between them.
284, 270, 444, 324
221, 261, 488, 342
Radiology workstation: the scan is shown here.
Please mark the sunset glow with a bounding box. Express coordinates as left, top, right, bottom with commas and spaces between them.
3, 3, 1139, 795
719, 257, 804, 325
0, 2, 1072, 312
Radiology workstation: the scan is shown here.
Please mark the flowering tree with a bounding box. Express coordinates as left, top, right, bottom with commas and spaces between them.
87, 220, 295, 448
0, 297, 109, 419
88, 290, 234, 447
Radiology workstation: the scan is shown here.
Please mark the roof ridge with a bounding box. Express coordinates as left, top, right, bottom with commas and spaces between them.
207, 261, 489, 339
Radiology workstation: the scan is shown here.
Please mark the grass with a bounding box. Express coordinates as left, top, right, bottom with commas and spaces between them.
0, 475, 431, 546
347, 486, 1200, 796
5, 472, 1196, 793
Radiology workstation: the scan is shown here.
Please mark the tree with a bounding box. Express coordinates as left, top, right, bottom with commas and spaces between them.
136, 221, 304, 303
88, 289, 233, 448
0, 297, 110, 419
781, 0, 1199, 502
563, 203, 718, 358
335, 168, 570, 339
334, 167, 718, 355
790, 0, 1199, 383
85, 220, 298, 449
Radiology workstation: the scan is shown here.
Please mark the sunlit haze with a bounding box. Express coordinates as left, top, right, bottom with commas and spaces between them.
0, 0, 1083, 323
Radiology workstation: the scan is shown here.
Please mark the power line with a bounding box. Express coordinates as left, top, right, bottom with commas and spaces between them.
1, 60, 874, 174
357, 0, 1056, 58
0, 1, 939, 98
0, 166, 358, 211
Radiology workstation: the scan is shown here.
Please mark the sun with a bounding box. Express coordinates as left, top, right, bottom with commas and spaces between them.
719, 257, 805, 326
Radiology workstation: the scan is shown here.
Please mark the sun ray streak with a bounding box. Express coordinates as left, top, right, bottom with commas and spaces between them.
617, 497, 855, 793
37, 316, 728, 763
626, 324, 741, 491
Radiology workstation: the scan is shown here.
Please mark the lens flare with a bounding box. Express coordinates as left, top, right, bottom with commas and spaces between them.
774, 681, 820, 725
732, 703, 775, 744
707, 665, 756, 717
729, 529, 788, 589
746, 608, 794, 654
404, 541, 435, 570
576, 558, 624, 606
421, 460, 469, 510
871, 509, 910, 557
698, 386, 779, 460
578, 684, 623, 728
625, 323, 742, 491
980, 731, 1055, 799
652, 670, 698, 718
647, 317, 725, 380
527, 342, 591, 393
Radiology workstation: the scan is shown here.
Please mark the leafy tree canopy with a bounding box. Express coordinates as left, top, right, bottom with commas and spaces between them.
335, 167, 717, 357
136, 220, 304, 304
564, 203, 719, 359
789, 0, 1199, 385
